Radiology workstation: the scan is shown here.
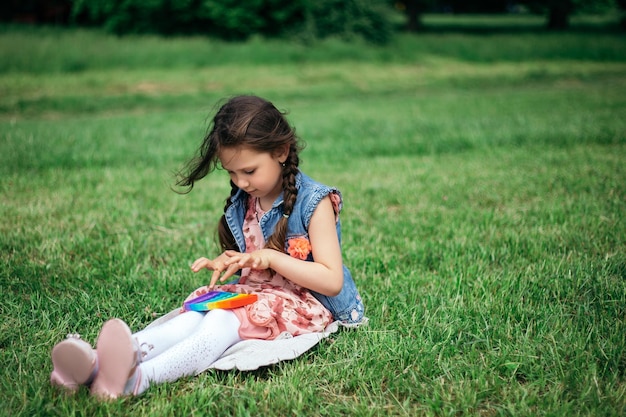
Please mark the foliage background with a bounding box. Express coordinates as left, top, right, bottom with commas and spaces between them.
68, 0, 397, 42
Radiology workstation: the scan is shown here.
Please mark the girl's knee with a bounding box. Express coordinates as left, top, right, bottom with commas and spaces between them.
203, 308, 240, 327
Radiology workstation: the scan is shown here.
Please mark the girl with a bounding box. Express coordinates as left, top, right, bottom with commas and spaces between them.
49, 95, 365, 399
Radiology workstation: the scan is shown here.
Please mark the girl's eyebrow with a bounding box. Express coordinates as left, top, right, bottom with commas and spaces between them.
223, 164, 256, 173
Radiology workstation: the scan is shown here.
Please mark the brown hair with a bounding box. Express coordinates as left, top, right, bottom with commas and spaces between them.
177, 96, 303, 253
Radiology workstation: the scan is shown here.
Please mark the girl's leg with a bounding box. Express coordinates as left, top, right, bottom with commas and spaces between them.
127, 309, 242, 396
133, 311, 205, 361
90, 312, 207, 399
50, 311, 204, 394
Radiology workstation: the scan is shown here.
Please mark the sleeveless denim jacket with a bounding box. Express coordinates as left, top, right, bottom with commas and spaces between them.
224, 171, 365, 325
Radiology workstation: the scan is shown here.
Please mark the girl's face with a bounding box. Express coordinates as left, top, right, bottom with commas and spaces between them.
219, 146, 288, 207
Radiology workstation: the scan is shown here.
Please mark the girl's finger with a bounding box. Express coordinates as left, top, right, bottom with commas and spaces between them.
191, 261, 203, 272
224, 255, 241, 267
208, 267, 222, 289
219, 263, 240, 283
237, 254, 252, 267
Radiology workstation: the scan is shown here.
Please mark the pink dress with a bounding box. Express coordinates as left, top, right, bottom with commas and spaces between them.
183, 197, 333, 340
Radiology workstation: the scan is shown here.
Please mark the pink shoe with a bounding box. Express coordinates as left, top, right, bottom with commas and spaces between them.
50, 334, 98, 392
90, 318, 138, 400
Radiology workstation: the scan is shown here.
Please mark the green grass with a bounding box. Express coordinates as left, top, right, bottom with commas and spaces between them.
1, 16, 625, 416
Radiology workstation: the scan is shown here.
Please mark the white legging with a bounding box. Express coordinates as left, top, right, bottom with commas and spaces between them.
128, 309, 242, 395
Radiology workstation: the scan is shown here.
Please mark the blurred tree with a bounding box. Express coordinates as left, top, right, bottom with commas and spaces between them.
1, 0, 71, 24
444, 0, 509, 13
70, 0, 396, 42
302, 0, 395, 43
520, 0, 617, 29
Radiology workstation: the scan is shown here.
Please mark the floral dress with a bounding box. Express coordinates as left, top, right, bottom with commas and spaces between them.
183, 196, 333, 340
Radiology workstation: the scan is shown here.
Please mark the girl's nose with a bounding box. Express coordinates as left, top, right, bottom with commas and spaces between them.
236, 177, 249, 189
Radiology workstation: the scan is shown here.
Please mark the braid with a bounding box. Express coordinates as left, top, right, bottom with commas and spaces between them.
265, 146, 300, 252
217, 180, 239, 251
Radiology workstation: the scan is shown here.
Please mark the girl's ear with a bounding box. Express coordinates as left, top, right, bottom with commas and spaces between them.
275, 144, 290, 164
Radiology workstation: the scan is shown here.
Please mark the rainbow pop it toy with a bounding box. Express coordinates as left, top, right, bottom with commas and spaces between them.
183, 291, 258, 312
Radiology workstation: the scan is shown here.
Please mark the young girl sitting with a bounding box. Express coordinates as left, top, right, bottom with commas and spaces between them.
49, 95, 365, 399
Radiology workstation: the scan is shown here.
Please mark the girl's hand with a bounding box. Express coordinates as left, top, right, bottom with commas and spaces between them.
224, 249, 273, 271
190, 251, 242, 289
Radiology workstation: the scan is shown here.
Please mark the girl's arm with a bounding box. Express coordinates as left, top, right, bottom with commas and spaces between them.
208, 195, 344, 296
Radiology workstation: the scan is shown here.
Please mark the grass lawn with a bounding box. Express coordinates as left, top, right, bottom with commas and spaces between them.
1, 16, 625, 416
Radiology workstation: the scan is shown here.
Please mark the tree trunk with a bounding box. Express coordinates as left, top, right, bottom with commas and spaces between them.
617, 0, 626, 30
547, 2, 571, 30
405, 0, 423, 32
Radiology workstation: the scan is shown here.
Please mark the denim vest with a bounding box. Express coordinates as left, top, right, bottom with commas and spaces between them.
224, 171, 365, 325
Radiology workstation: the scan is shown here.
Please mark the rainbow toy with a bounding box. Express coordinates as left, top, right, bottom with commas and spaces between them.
183, 291, 258, 312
